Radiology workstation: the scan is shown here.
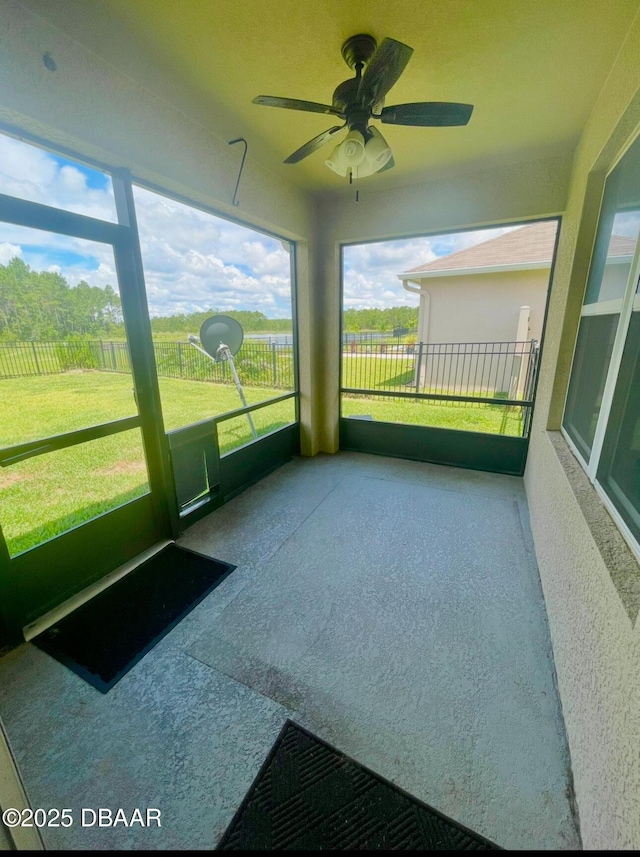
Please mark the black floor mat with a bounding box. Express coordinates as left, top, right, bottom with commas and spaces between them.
217, 720, 501, 850
33, 543, 235, 693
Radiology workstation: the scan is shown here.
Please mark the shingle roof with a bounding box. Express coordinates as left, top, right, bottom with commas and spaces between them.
402, 220, 636, 276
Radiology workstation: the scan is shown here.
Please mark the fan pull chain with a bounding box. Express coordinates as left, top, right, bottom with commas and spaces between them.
347, 168, 359, 201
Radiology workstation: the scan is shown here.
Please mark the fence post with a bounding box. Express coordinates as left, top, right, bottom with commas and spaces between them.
415, 342, 424, 392
30, 341, 41, 375
178, 341, 183, 377
110, 341, 117, 371
271, 341, 277, 386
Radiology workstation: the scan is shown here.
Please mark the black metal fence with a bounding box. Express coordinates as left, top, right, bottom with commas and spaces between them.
342, 329, 418, 345
0, 337, 539, 408
0, 340, 295, 390
342, 339, 540, 402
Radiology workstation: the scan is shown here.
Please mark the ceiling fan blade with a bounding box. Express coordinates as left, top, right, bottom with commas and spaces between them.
253, 95, 343, 116
379, 102, 474, 126
358, 38, 413, 107
284, 125, 345, 164
378, 154, 395, 173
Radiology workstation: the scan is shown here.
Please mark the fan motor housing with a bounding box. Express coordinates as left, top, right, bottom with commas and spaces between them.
332, 78, 359, 113
333, 78, 383, 133
341, 34, 377, 70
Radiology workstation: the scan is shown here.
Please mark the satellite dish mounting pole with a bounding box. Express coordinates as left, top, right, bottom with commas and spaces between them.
217, 342, 258, 439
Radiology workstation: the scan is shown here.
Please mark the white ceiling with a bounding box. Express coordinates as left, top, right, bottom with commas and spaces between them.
23, 0, 640, 194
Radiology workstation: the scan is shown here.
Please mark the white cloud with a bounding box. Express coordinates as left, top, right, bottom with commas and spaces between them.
0, 242, 22, 264
131, 186, 294, 318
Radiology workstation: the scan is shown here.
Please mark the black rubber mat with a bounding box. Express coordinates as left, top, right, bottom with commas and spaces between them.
33, 543, 235, 693
217, 720, 501, 850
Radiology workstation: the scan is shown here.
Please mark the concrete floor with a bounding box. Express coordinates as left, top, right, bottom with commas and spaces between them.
0, 452, 580, 849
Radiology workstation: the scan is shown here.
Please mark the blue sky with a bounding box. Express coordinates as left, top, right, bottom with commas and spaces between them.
0, 131, 520, 317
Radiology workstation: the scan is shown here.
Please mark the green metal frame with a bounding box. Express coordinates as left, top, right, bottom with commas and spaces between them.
0, 175, 176, 645
167, 392, 299, 529
6, 496, 161, 633
340, 417, 529, 475
339, 387, 532, 475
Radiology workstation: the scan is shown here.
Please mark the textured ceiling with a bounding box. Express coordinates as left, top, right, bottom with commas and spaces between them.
28, 0, 640, 194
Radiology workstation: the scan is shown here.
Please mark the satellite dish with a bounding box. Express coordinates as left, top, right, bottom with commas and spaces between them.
199, 315, 244, 362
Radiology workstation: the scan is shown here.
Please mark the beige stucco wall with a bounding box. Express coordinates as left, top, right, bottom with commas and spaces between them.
411, 267, 549, 345
524, 6, 640, 849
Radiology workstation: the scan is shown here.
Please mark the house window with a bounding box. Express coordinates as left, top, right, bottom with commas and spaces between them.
562, 131, 640, 557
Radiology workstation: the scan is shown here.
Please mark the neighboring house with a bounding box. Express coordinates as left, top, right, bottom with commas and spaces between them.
397, 220, 635, 346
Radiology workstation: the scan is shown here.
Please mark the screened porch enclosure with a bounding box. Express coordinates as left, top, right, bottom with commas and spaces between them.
0, 136, 300, 646
339, 223, 557, 475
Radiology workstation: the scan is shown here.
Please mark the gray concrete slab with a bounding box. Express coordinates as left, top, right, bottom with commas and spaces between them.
187, 464, 578, 850
0, 633, 291, 849
298, 451, 528, 502
0, 452, 579, 850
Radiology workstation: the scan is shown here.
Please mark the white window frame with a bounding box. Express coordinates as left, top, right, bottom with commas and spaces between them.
561, 129, 640, 566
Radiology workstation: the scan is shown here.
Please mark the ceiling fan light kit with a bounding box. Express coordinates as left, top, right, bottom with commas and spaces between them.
253, 33, 473, 182
325, 126, 392, 178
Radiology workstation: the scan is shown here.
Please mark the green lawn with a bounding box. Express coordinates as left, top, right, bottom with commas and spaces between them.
341, 395, 524, 435
341, 352, 525, 435
342, 351, 516, 398
0, 372, 294, 556
0, 366, 521, 557
342, 352, 416, 389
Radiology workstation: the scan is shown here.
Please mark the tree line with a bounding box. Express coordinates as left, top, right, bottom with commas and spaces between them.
342, 306, 418, 331
149, 310, 292, 334
0, 258, 122, 340
0, 257, 418, 340
149, 306, 418, 334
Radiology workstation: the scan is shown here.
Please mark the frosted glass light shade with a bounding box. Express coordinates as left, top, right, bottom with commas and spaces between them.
339, 130, 366, 166
365, 127, 392, 171
325, 143, 348, 176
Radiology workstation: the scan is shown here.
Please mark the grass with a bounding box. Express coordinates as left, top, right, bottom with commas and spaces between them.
341, 395, 524, 436
342, 351, 517, 397
0, 372, 294, 556
341, 352, 525, 435
0, 361, 521, 556
342, 352, 416, 390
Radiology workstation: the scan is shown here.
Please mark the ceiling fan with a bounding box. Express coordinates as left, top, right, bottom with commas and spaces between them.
253, 33, 473, 180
